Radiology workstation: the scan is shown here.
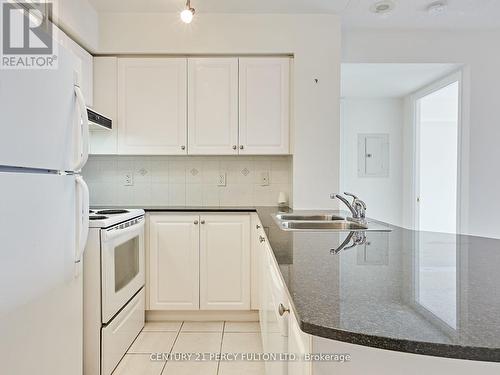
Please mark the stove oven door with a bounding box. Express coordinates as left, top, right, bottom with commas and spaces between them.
101, 217, 145, 323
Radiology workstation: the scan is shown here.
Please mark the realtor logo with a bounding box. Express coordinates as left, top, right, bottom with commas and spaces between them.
1, 1, 57, 69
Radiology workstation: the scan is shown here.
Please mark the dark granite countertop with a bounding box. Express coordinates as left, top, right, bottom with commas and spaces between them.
95, 205, 258, 212
255, 206, 500, 362
100, 205, 500, 361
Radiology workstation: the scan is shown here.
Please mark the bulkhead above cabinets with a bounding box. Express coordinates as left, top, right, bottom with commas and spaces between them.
90, 56, 292, 156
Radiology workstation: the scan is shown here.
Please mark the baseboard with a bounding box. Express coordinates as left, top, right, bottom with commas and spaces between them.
146, 310, 259, 322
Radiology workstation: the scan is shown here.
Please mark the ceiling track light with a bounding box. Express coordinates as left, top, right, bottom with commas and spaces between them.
180, 0, 195, 24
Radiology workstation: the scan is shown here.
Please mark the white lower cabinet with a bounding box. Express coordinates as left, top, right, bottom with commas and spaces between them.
259, 232, 290, 375
148, 213, 250, 311
255, 215, 311, 375
149, 214, 200, 310
266, 254, 289, 375
251, 213, 264, 310
200, 214, 250, 309
288, 310, 312, 375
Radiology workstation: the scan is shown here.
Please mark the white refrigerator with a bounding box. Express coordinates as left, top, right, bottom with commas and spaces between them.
0, 39, 90, 375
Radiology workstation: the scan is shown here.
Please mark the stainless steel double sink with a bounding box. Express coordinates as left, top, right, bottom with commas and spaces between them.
273, 213, 392, 232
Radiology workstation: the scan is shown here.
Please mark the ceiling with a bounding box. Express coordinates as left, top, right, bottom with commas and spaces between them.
86, 0, 352, 14
341, 63, 461, 98
88, 0, 500, 29
342, 0, 500, 29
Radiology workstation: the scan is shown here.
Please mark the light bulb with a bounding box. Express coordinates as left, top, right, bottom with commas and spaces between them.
180, 8, 194, 23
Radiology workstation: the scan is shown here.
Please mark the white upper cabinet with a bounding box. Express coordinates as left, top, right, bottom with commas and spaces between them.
239, 58, 290, 155
199, 214, 250, 310
188, 58, 239, 155
118, 58, 188, 155
92, 56, 292, 155
90, 57, 117, 154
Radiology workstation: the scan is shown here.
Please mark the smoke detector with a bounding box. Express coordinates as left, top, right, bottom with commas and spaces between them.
427, 1, 448, 15
370, 0, 396, 15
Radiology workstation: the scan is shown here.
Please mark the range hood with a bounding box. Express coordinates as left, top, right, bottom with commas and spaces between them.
87, 108, 112, 131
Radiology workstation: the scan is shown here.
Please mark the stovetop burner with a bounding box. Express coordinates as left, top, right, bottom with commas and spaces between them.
88, 208, 144, 228
89, 215, 108, 220
96, 209, 130, 215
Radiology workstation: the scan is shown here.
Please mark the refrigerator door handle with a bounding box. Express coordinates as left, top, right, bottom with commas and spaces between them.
74, 85, 89, 172
75, 176, 89, 268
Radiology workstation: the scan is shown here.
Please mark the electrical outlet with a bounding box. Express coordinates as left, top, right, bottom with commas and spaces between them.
124, 171, 134, 186
217, 173, 226, 187
260, 172, 270, 186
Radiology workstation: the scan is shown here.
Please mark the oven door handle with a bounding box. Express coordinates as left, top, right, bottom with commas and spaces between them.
102, 218, 145, 242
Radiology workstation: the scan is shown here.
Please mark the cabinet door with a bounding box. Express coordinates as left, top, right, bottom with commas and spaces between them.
259, 241, 270, 350
118, 58, 187, 155
239, 58, 290, 155
266, 247, 289, 375
90, 57, 117, 154
250, 214, 263, 310
200, 214, 250, 309
149, 214, 199, 310
288, 310, 312, 375
188, 58, 239, 155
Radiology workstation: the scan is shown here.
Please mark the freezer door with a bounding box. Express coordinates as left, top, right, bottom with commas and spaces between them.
0, 39, 89, 172
0, 171, 88, 375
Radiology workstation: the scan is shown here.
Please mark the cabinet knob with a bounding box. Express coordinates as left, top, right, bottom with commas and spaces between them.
232, 145, 237, 150
194, 220, 199, 225
200, 220, 206, 224
278, 303, 290, 316
181, 145, 186, 150
259, 235, 265, 243
256, 224, 261, 229
239, 145, 244, 150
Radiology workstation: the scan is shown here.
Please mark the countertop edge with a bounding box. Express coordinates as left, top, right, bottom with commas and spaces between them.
143, 207, 258, 213
300, 321, 500, 363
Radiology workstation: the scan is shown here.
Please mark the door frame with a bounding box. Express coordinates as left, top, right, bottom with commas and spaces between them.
410, 70, 466, 233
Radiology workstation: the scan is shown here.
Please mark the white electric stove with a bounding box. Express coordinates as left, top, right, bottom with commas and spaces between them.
88, 208, 145, 228
85, 208, 146, 375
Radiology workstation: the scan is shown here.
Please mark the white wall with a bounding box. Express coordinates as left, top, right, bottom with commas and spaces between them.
96, 13, 341, 209
341, 98, 404, 225
52, 0, 99, 51
342, 29, 500, 238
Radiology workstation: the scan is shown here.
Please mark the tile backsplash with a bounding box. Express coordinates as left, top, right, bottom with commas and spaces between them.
83, 155, 293, 207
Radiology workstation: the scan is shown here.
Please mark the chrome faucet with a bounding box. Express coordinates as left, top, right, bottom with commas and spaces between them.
330, 192, 366, 221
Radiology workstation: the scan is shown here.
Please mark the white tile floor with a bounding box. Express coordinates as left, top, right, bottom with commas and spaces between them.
113, 321, 265, 375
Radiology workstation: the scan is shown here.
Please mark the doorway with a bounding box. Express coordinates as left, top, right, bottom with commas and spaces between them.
414, 73, 461, 233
